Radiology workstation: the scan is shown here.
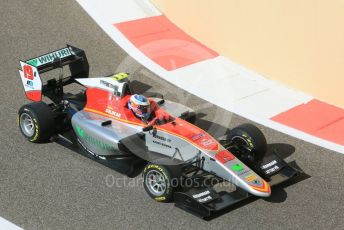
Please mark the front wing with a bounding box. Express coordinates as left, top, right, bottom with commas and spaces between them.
173, 152, 305, 219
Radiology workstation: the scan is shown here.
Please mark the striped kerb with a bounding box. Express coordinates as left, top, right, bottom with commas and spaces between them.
114, 15, 218, 71
272, 99, 344, 145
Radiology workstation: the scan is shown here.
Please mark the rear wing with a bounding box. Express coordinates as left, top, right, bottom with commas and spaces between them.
19, 45, 89, 101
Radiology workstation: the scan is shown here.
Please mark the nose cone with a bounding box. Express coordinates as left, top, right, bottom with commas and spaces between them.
248, 179, 271, 197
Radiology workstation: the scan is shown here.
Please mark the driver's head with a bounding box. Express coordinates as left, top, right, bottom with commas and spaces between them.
128, 94, 151, 118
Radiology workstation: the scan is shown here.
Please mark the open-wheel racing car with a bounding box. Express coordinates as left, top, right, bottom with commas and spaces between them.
18, 46, 301, 218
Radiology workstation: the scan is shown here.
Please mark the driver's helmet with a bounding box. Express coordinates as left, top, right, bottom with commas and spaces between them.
128, 94, 151, 118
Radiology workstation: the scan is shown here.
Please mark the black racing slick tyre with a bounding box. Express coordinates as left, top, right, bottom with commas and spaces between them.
18, 102, 55, 143
143, 163, 176, 202
227, 123, 267, 162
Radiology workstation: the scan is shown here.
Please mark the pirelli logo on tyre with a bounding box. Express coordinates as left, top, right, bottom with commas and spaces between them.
155, 196, 166, 201
144, 164, 165, 174
31, 118, 39, 142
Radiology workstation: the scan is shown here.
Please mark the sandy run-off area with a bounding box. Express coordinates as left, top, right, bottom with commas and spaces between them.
152, 0, 344, 108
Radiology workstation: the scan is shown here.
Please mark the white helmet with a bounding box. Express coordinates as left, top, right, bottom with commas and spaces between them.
128, 94, 151, 118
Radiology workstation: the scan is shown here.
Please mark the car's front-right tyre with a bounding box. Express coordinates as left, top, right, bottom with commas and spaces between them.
142, 163, 176, 202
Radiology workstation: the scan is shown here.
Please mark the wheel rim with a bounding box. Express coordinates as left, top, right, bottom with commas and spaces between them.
145, 169, 167, 196
231, 136, 251, 151
20, 113, 35, 137
231, 136, 255, 160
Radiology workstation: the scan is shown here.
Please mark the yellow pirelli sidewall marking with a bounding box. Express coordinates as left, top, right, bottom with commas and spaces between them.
144, 165, 168, 179
155, 196, 166, 201
242, 134, 254, 148
31, 118, 39, 141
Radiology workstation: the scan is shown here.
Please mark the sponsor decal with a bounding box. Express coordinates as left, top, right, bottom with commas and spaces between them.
265, 165, 280, 175
215, 150, 235, 163
200, 138, 214, 147
26, 80, 34, 89
76, 126, 113, 151
245, 174, 258, 182
192, 190, 210, 199
152, 140, 172, 149
23, 64, 35, 80
21, 64, 38, 89
231, 163, 244, 172
27, 58, 38, 67
100, 80, 118, 92
105, 108, 121, 118
191, 132, 205, 141
19, 62, 42, 101
26, 47, 72, 67
261, 160, 280, 175
76, 126, 85, 138
192, 190, 213, 203
261, 160, 278, 169
153, 134, 171, 143
197, 195, 213, 203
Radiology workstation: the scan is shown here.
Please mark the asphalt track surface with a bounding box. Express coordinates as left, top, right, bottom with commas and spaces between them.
0, 1, 343, 229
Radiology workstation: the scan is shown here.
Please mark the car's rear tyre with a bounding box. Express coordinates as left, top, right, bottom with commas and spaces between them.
18, 102, 55, 143
227, 123, 267, 162
143, 163, 177, 202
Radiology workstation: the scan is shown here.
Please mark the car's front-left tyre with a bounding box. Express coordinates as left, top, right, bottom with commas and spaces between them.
18, 102, 55, 143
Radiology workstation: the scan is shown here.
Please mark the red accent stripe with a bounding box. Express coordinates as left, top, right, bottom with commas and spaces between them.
114, 15, 218, 71
250, 180, 271, 193
26, 90, 41, 102
272, 99, 344, 145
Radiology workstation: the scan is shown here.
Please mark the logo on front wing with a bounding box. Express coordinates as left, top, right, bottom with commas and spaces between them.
192, 190, 213, 203
261, 160, 280, 175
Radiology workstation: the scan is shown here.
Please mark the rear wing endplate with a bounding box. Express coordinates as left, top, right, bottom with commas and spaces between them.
19, 45, 89, 101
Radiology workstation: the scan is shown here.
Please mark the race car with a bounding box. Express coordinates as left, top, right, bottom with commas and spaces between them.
17, 46, 301, 218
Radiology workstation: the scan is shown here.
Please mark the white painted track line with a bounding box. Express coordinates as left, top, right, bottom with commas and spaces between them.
0, 217, 23, 230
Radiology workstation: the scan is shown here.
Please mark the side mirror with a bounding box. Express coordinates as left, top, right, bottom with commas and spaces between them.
142, 125, 153, 132
157, 99, 165, 105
